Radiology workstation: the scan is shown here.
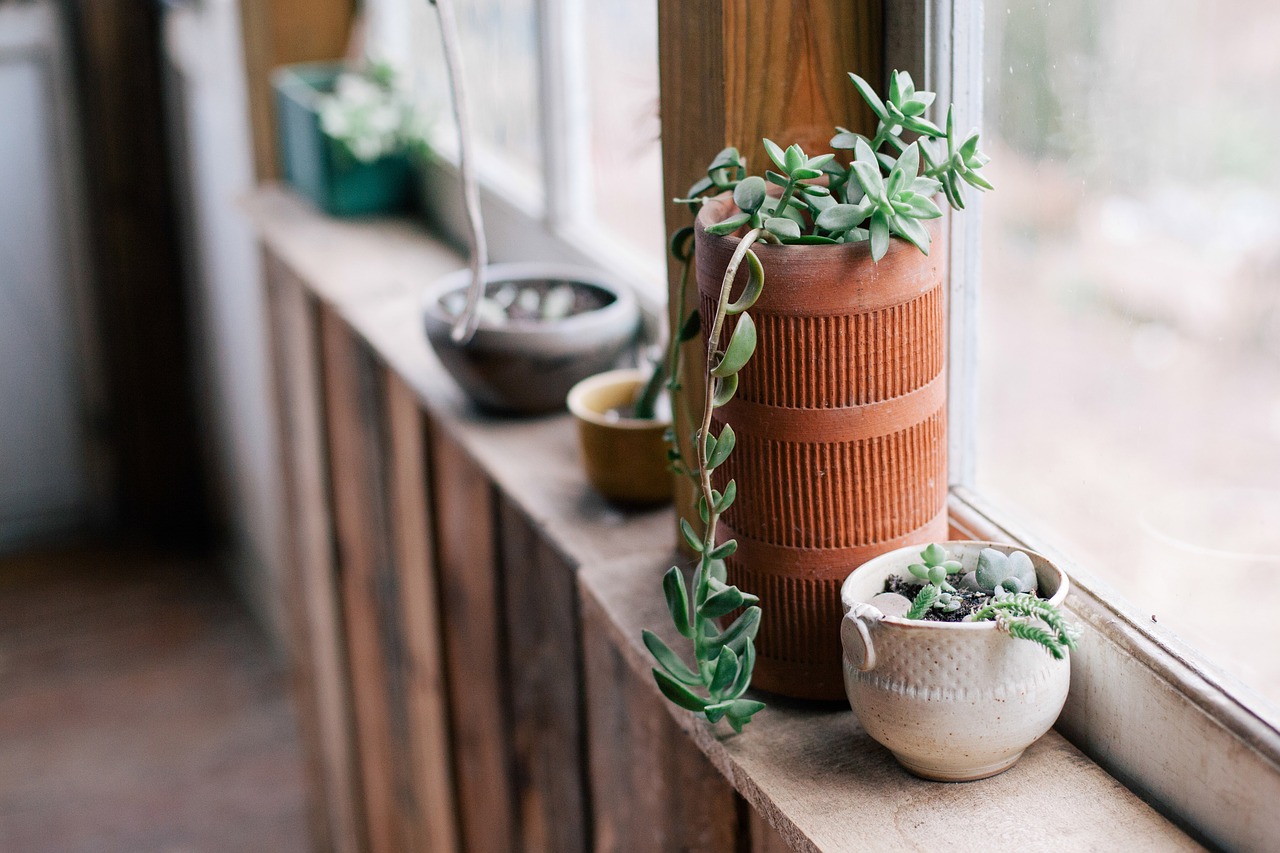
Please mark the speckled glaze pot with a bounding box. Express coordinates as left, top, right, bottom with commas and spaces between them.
840, 541, 1071, 781
423, 263, 639, 415
695, 196, 948, 700
567, 368, 673, 507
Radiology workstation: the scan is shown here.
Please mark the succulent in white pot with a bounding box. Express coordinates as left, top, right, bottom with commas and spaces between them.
840, 541, 1080, 781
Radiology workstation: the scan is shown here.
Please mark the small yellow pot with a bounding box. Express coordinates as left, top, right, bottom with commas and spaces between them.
567, 368, 673, 507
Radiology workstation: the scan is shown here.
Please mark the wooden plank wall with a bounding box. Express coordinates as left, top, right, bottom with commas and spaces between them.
265, 258, 788, 850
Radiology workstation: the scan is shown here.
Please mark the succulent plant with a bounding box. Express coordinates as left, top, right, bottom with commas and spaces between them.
961, 547, 1039, 597
904, 543, 964, 618
677, 70, 991, 261
895, 544, 1081, 659
970, 593, 1080, 660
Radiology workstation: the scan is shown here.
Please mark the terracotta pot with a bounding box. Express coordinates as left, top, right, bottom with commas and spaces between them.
423, 263, 639, 415
840, 542, 1072, 781
694, 196, 948, 700
567, 369, 673, 506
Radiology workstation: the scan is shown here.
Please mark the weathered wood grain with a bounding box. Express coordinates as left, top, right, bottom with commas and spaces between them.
384, 371, 460, 853
428, 426, 518, 852
320, 309, 403, 853
497, 500, 589, 853
750, 807, 792, 853
265, 259, 363, 853
582, 589, 742, 853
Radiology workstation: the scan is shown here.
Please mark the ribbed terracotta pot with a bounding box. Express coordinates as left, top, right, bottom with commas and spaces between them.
695, 195, 949, 701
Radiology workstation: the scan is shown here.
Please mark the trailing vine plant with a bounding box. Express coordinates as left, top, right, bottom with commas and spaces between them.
645, 69, 992, 730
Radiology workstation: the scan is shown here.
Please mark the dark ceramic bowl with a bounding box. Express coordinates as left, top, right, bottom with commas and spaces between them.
422, 263, 640, 415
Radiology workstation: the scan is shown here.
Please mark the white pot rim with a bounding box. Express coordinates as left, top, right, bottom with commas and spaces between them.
840, 540, 1069, 632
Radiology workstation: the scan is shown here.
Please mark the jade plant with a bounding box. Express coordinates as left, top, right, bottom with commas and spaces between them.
891, 544, 1080, 660
644, 69, 989, 730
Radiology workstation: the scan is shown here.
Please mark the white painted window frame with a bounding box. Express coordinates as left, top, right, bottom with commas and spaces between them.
887, 4, 1280, 850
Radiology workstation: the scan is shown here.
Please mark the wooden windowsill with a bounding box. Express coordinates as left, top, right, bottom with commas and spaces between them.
244, 185, 1200, 851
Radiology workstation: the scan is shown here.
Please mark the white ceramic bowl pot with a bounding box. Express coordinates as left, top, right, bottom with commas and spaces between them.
840, 541, 1071, 782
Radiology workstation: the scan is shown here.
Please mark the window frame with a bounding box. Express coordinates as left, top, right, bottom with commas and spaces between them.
889, 3, 1280, 848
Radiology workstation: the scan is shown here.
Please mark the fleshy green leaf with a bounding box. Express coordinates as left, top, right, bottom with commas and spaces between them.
653, 669, 709, 711
662, 567, 694, 637
716, 479, 737, 512
765, 217, 801, 239
707, 539, 738, 561
678, 310, 702, 342
763, 138, 787, 171
709, 646, 740, 697
733, 175, 767, 214
680, 518, 703, 553
711, 313, 757, 378
643, 629, 700, 684
700, 585, 746, 619
707, 424, 736, 469
869, 211, 890, 261
893, 214, 931, 254
816, 203, 870, 232
922, 543, 947, 565
708, 606, 761, 655
727, 640, 755, 698
705, 212, 750, 236
684, 175, 714, 199
669, 226, 695, 262
711, 373, 738, 407
783, 144, 805, 174
848, 72, 889, 121
725, 250, 763, 314
784, 235, 841, 245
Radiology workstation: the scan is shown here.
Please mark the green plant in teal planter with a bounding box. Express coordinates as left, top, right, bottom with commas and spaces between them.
273, 61, 428, 217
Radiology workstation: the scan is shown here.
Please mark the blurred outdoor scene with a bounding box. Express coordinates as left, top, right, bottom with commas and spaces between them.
978, 0, 1280, 715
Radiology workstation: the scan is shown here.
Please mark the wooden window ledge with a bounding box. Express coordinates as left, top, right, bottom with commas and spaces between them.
245, 185, 1201, 851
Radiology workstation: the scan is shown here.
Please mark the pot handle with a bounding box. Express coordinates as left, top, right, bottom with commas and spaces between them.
841, 606, 878, 672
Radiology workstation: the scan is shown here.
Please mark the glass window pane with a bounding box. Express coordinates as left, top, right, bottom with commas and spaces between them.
371, 0, 542, 182
978, 1, 1280, 713
583, 0, 665, 264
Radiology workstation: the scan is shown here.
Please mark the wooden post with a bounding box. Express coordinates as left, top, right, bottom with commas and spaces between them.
238, 0, 356, 180
658, 0, 884, 548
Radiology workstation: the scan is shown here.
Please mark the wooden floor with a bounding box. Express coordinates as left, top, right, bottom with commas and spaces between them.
0, 546, 309, 852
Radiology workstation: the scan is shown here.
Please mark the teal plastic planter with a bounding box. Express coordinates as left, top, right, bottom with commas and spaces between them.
273, 63, 418, 217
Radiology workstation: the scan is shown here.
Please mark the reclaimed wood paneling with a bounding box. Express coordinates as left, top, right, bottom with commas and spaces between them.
320, 309, 402, 853
497, 500, 589, 853
581, 589, 741, 852
265, 259, 362, 852
383, 372, 460, 853
428, 426, 518, 852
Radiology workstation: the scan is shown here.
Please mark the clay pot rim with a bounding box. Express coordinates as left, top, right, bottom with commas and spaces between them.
422, 262, 637, 336
840, 540, 1070, 632
567, 368, 672, 431
694, 193, 940, 262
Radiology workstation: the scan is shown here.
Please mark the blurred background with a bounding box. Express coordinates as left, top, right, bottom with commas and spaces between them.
2, 0, 1279, 848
